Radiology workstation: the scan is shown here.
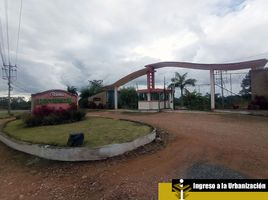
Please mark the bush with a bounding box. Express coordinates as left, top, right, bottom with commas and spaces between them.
15, 114, 23, 120
97, 103, 105, 109
182, 91, 210, 110
88, 102, 97, 109
119, 87, 138, 109
15, 112, 31, 120
70, 109, 86, 121
79, 98, 89, 108
23, 105, 86, 127
248, 96, 268, 110
24, 114, 42, 127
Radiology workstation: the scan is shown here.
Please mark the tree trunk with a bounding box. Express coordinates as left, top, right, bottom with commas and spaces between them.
180, 87, 184, 107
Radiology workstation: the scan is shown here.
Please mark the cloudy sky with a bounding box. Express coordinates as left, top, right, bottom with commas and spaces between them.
0, 0, 268, 98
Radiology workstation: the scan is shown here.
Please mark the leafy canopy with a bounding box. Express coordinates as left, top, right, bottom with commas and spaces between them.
169, 72, 197, 106
239, 73, 251, 96
67, 85, 78, 95
80, 80, 103, 98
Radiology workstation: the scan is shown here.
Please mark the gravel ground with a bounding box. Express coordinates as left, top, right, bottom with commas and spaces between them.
187, 162, 247, 179
0, 111, 268, 200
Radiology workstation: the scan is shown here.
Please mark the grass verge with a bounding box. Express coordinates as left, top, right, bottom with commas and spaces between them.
3, 117, 152, 147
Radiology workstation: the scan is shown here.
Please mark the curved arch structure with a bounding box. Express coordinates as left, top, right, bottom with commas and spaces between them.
145, 59, 268, 70
107, 59, 267, 88
107, 68, 148, 88
103, 58, 267, 110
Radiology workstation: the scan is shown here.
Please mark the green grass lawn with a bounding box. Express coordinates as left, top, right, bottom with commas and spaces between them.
3, 117, 152, 147
0, 111, 28, 119
0, 112, 16, 119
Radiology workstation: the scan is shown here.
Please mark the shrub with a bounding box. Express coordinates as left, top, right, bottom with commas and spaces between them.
23, 114, 42, 127
70, 109, 86, 121
79, 98, 89, 108
15, 113, 23, 120
182, 91, 210, 110
248, 96, 268, 110
42, 114, 61, 125
88, 102, 97, 109
33, 105, 55, 118
23, 105, 86, 127
97, 103, 105, 109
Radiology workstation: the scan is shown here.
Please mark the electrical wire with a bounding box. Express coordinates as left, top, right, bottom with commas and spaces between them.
13, 79, 40, 93
215, 83, 239, 96
0, 40, 5, 66
0, 16, 6, 66
221, 51, 268, 63
4, 0, 10, 65
11, 83, 32, 93
15, 0, 23, 66
0, 16, 8, 78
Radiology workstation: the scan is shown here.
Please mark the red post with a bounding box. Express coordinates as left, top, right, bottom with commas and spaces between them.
147, 67, 155, 90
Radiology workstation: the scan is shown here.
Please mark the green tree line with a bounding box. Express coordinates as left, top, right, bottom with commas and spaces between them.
0, 97, 31, 110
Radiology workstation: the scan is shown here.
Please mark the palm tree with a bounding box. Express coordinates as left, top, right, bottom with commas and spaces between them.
169, 72, 196, 107
67, 85, 78, 95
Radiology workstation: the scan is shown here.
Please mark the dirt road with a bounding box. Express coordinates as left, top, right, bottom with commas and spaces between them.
0, 111, 267, 200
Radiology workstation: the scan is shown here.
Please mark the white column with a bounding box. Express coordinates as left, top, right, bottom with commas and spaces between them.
210, 69, 215, 110
170, 92, 174, 110
147, 92, 151, 101
114, 87, 118, 110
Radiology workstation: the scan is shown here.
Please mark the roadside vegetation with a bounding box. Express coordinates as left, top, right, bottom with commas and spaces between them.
0, 97, 31, 110
22, 104, 86, 127
170, 72, 268, 110
74, 73, 268, 111
78, 80, 104, 108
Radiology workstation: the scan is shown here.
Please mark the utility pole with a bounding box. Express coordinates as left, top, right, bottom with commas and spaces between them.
8, 64, 11, 115
163, 76, 166, 109
220, 70, 224, 109
2, 64, 17, 115
0, 0, 22, 116
229, 73, 232, 96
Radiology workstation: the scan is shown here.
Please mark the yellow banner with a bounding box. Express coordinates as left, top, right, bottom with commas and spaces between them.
159, 183, 268, 200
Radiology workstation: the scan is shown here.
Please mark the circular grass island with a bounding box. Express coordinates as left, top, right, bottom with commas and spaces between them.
0, 117, 156, 161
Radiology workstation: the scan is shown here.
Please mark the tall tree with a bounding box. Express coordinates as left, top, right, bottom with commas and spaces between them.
79, 80, 104, 98
79, 80, 104, 108
67, 85, 78, 95
88, 80, 103, 96
119, 87, 138, 109
169, 72, 196, 106
239, 72, 251, 96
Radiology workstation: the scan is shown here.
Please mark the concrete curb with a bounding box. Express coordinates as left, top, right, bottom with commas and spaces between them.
0, 122, 156, 162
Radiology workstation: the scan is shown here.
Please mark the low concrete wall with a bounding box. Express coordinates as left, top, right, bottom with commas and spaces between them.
138, 101, 170, 110
0, 126, 156, 162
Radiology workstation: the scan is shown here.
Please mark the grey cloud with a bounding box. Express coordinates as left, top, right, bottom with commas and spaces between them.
0, 0, 267, 97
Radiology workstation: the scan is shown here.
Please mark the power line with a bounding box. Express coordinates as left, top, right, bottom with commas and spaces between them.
1, 0, 24, 115
4, 0, 10, 65
13, 80, 40, 93
0, 40, 5, 66
11, 83, 31, 93
215, 83, 239, 96
15, 0, 23, 65
0, 16, 6, 66
221, 51, 268, 63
